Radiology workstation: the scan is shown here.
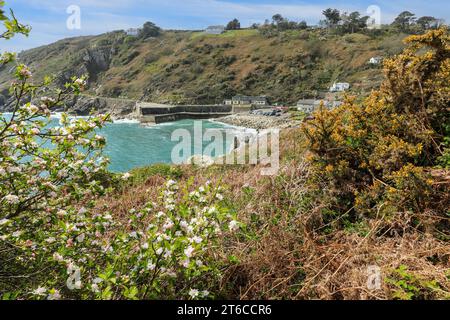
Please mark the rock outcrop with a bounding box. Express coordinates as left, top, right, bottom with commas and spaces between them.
64, 95, 137, 119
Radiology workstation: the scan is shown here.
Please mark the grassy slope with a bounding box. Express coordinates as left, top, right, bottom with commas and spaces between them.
0, 29, 408, 105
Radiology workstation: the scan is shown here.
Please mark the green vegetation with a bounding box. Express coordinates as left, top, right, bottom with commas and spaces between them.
0, 16, 417, 106
139, 21, 161, 39
0, 1, 449, 301
226, 18, 241, 31
321, 7, 444, 35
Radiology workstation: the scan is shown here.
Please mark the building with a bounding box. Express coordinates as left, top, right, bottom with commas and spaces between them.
224, 95, 269, 106
205, 25, 226, 35
126, 28, 141, 37
297, 99, 323, 114
369, 56, 383, 65
297, 99, 342, 114
329, 82, 350, 93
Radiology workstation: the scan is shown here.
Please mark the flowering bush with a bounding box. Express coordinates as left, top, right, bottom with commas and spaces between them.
303, 28, 450, 217
1, 4, 239, 300
71, 180, 237, 300
0, 4, 110, 298
2, 179, 236, 300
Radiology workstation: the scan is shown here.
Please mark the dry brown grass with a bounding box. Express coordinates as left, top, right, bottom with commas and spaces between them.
94, 128, 449, 300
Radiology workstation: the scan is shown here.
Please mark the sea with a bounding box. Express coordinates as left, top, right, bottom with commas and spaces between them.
1, 113, 255, 172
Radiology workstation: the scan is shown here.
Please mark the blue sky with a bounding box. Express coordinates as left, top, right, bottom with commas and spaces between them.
2, 0, 449, 52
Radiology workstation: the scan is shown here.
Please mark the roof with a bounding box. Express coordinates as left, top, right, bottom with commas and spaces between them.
233, 95, 267, 101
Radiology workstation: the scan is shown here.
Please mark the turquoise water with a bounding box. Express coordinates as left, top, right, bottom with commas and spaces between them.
1, 114, 241, 173
100, 119, 237, 172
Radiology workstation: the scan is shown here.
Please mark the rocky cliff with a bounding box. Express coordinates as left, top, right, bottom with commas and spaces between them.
0, 29, 408, 108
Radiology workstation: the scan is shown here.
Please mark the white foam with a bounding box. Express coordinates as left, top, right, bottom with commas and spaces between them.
50, 113, 89, 120
112, 118, 139, 124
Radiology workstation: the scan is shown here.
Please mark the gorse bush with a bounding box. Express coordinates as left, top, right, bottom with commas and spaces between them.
303, 28, 450, 217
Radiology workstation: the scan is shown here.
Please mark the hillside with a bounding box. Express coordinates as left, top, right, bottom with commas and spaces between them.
0, 28, 408, 106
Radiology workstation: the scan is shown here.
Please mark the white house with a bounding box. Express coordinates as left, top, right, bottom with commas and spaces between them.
297, 99, 323, 113
126, 28, 141, 37
224, 95, 269, 106
369, 56, 383, 65
329, 82, 350, 93
205, 25, 226, 35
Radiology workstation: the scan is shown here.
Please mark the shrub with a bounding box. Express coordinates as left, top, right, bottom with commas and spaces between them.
302, 28, 450, 217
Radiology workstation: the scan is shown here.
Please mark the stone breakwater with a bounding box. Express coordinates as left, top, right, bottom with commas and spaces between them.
218, 113, 300, 130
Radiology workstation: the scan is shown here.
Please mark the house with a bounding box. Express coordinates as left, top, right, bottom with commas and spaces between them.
296, 99, 323, 114
297, 99, 342, 114
225, 95, 269, 106
205, 25, 226, 35
369, 56, 383, 65
126, 28, 141, 37
329, 82, 350, 93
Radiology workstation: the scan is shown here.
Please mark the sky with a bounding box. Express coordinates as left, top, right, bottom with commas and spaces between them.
2, 0, 449, 52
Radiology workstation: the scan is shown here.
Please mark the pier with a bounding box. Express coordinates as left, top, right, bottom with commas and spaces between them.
137, 102, 246, 124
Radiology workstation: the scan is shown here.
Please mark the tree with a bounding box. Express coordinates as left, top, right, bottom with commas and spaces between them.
139, 21, 161, 38
272, 14, 284, 26
340, 11, 369, 33
416, 16, 439, 31
226, 18, 241, 30
322, 8, 341, 28
298, 20, 308, 30
392, 11, 416, 32
270, 14, 302, 31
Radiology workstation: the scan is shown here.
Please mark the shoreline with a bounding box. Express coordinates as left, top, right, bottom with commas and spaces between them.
216, 113, 300, 130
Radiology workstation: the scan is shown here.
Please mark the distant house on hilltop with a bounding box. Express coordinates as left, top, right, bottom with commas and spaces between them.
205, 25, 226, 34
224, 95, 269, 106
126, 28, 141, 37
329, 82, 350, 93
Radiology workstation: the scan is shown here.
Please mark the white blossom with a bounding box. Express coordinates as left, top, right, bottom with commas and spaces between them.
121, 173, 131, 181
76, 233, 85, 243
3, 194, 20, 204
189, 289, 200, 299
182, 259, 190, 268
91, 283, 99, 293
30, 127, 40, 135
32, 287, 47, 296
184, 246, 195, 258
163, 219, 174, 231
229, 220, 240, 232
192, 236, 203, 244
166, 180, 177, 188
53, 253, 64, 262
